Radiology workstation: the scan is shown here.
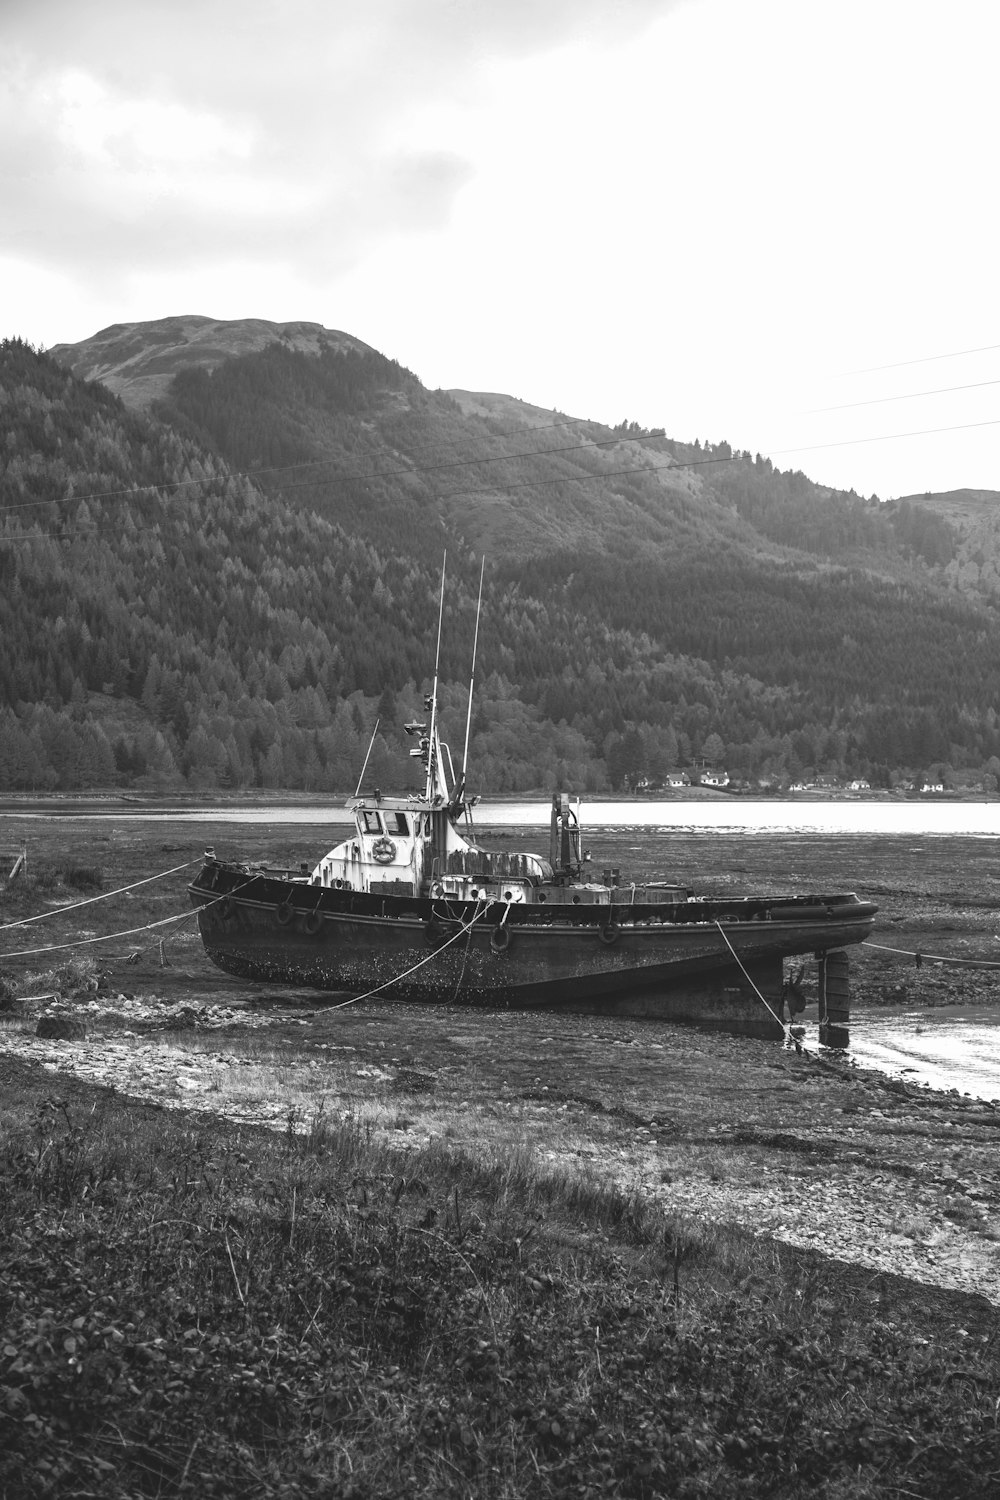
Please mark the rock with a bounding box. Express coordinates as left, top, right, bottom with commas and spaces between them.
390, 1066, 435, 1093
36, 1012, 87, 1041
163, 1006, 201, 1031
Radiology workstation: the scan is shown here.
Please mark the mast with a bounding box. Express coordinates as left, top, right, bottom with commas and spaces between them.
455, 556, 485, 807
353, 719, 380, 798
425, 554, 448, 801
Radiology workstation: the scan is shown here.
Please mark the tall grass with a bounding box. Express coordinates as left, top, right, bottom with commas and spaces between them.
2, 1083, 998, 1499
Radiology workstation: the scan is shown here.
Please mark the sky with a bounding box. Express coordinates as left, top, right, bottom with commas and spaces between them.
3, 0, 999, 500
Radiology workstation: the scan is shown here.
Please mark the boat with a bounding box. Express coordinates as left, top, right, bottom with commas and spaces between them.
188, 568, 877, 1040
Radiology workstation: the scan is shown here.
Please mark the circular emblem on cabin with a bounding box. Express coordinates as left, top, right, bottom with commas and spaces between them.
371, 836, 397, 865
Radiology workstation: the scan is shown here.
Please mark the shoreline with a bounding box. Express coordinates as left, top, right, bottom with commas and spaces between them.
4, 991, 999, 1309
3, 811, 1000, 1311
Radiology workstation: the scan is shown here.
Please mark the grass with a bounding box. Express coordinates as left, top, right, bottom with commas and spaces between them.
2, 1064, 1000, 1499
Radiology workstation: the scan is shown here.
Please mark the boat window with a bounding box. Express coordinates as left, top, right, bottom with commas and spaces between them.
391, 812, 410, 836
360, 811, 382, 834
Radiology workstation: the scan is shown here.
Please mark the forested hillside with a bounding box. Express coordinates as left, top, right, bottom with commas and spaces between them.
2, 324, 999, 795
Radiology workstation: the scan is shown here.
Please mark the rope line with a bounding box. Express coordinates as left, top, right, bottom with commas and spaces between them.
713, 921, 802, 1052
326, 896, 509, 1010
1, 907, 202, 958
0, 859, 200, 932
862, 939, 1000, 971
449, 897, 489, 1003
0, 880, 253, 959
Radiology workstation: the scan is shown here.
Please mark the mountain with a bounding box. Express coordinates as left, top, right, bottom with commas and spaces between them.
898, 489, 1000, 597
50, 315, 373, 412
1, 321, 999, 795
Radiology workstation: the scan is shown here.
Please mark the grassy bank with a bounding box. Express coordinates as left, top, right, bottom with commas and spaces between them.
2, 1053, 999, 1500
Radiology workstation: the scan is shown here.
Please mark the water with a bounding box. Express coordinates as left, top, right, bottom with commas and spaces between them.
845, 1006, 1000, 1104
477, 798, 1000, 837
46, 796, 1000, 837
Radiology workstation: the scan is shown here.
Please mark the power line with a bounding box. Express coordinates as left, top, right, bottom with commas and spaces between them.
0, 421, 657, 518
840, 341, 1000, 376
0, 458, 675, 543
3, 336, 998, 521
0, 447, 723, 545
3, 375, 1000, 545
4, 412, 999, 545
806, 376, 1000, 415
768, 415, 1000, 460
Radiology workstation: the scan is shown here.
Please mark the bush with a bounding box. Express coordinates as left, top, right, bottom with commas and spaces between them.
50, 956, 100, 994
60, 864, 104, 891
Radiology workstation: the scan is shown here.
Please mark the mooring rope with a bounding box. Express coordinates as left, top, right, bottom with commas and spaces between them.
449, 896, 490, 1002
1, 907, 203, 959
0, 859, 200, 932
862, 939, 1000, 971
0, 880, 253, 960
327, 894, 511, 1010
713, 920, 802, 1051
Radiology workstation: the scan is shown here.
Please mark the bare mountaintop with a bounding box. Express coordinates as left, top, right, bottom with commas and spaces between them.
898, 489, 1000, 597
900, 488, 1000, 523
49, 314, 375, 410
447, 389, 582, 430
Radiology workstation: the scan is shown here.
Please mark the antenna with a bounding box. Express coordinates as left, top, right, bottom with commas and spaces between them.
425, 553, 447, 798
459, 556, 485, 800
353, 718, 380, 797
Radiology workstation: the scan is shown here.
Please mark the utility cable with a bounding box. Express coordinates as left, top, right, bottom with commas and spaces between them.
767, 416, 1000, 461
0, 423, 664, 518
7, 405, 1000, 541
6, 331, 1000, 521
4, 411, 999, 549
843, 341, 1000, 375
805, 375, 1000, 415
0, 454, 715, 544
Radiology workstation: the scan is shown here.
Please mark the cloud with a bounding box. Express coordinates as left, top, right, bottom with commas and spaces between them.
1, 0, 674, 287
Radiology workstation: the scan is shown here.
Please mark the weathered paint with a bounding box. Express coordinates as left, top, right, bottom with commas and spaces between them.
190, 865, 874, 1038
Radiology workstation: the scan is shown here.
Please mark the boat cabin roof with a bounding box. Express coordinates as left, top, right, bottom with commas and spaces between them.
347, 793, 447, 813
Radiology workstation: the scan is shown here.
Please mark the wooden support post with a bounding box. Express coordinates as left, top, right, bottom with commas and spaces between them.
817, 949, 850, 1048
2, 843, 27, 881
